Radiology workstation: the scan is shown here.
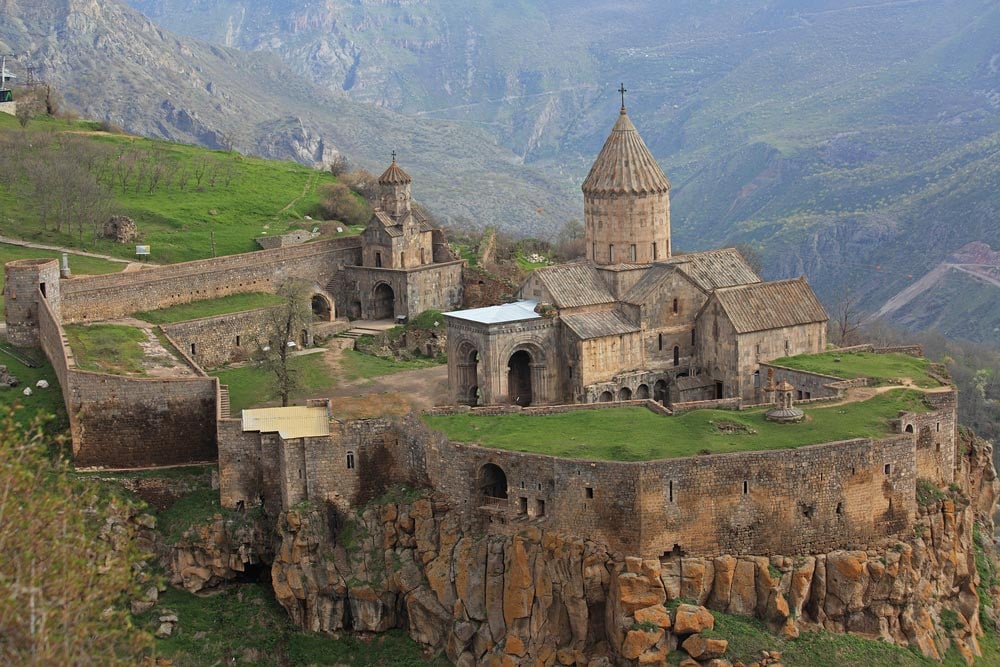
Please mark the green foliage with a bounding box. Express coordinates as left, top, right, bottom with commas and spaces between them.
0, 406, 151, 663
0, 350, 67, 432
315, 181, 372, 226
340, 349, 441, 381
771, 351, 942, 388
406, 309, 445, 330
210, 353, 335, 412
157, 488, 222, 543
63, 323, 149, 375
134, 292, 286, 324
630, 621, 660, 632
0, 117, 337, 264
973, 525, 1000, 624
916, 479, 946, 507
939, 608, 961, 633
423, 389, 930, 461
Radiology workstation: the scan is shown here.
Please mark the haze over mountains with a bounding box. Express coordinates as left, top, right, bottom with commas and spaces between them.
2, 0, 999, 341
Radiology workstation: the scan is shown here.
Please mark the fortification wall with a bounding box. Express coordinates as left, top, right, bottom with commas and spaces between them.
70, 372, 217, 468
756, 363, 848, 400
162, 308, 279, 369
59, 238, 361, 322
637, 436, 916, 556
902, 390, 958, 485
37, 288, 76, 437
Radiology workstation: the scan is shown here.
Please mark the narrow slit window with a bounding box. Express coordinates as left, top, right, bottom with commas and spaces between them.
672, 298, 678, 314
658, 333, 663, 351
235, 335, 241, 347
652, 242, 658, 260
190, 342, 196, 356
585, 487, 594, 499
673, 346, 680, 366
669, 480, 674, 502
609, 244, 615, 263
630, 244, 637, 263
742, 480, 749, 494
884, 463, 891, 475
346, 451, 355, 469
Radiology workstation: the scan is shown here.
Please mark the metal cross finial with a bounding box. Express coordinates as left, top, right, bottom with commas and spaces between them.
618, 82, 627, 109
391, 150, 397, 163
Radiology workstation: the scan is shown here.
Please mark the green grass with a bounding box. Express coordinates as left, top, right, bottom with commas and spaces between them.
700, 607, 999, 667
134, 292, 286, 324
422, 389, 930, 461
62, 323, 148, 375
154, 488, 222, 543
139, 584, 449, 666
340, 349, 441, 381
771, 351, 942, 388
0, 350, 68, 432
0, 117, 346, 264
210, 354, 336, 412
0, 243, 125, 316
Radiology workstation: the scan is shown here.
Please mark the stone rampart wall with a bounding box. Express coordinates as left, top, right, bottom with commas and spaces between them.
60, 238, 361, 322
37, 289, 75, 433
670, 397, 742, 413
162, 308, 280, 369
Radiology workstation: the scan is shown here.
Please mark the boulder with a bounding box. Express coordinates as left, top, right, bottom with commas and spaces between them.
673, 604, 715, 635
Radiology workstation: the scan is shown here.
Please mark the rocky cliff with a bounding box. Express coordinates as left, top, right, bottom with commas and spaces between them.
165, 432, 998, 665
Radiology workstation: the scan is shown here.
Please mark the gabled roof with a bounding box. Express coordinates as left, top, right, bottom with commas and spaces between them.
444, 300, 541, 325
562, 310, 640, 340
530, 262, 615, 308
660, 248, 761, 292
370, 210, 403, 237
622, 262, 680, 304
582, 109, 671, 195
711, 278, 828, 334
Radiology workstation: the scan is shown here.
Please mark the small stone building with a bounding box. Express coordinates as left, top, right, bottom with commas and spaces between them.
344, 157, 464, 320
445, 104, 828, 407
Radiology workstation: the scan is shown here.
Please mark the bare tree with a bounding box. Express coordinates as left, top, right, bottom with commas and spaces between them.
831, 293, 863, 347
261, 279, 313, 406
328, 154, 350, 177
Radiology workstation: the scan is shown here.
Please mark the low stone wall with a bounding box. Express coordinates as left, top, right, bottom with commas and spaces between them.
757, 363, 849, 400
162, 307, 282, 369
669, 397, 742, 413
424, 398, 668, 417
255, 230, 319, 249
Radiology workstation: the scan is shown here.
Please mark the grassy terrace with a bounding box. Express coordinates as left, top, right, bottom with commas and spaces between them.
63, 324, 148, 375
134, 292, 286, 324
422, 389, 928, 461
770, 351, 942, 388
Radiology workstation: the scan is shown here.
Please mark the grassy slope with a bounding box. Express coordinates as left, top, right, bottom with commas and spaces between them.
0, 352, 67, 431
0, 114, 343, 264
339, 349, 441, 381
139, 585, 449, 666
423, 390, 928, 461
770, 351, 942, 388
134, 292, 285, 324
63, 323, 148, 375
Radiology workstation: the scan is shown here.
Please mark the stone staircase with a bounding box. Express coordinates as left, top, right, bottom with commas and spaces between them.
219, 385, 231, 419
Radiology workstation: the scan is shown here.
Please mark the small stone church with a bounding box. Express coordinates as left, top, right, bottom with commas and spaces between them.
445, 102, 828, 407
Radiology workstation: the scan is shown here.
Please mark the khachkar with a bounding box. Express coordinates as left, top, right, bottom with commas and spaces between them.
582, 84, 672, 266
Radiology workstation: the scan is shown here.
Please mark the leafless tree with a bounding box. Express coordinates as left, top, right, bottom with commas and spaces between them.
261, 279, 313, 406
831, 293, 863, 347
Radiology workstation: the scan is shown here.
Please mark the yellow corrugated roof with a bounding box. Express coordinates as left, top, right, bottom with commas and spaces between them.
242, 406, 330, 439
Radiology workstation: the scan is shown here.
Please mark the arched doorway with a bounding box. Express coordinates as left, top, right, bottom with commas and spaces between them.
457, 343, 480, 406
478, 463, 508, 504
373, 283, 394, 320
635, 384, 650, 400
311, 294, 333, 321
653, 379, 668, 405
619, 387, 632, 401
599, 391, 614, 403
508, 350, 533, 406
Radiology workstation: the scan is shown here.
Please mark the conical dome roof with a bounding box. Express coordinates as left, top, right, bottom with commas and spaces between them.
378, 157, 411, 185
582, 109, 670, 195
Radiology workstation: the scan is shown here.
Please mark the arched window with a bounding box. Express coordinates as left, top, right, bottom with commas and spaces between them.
691, 329, 696, 345
630, 244, 637, 262
673, 346, 680, 366
672, 298, 678, 314
658, 333, 663, 351
346, 451, 355, 470
609, 244, 615, 263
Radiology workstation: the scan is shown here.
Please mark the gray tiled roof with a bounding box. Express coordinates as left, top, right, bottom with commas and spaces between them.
532, 263, 616, 308
713, 278, 828, 333
660, 248, 761, 292
562, 310, 640, 340
581, 110, 671, 195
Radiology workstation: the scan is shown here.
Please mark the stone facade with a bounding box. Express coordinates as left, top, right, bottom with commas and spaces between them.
220, 386, 957, 558
444, 108, 827, 409
4, 161, 465, 468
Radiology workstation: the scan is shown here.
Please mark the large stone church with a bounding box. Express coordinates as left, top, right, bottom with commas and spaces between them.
444, 102, 829, 407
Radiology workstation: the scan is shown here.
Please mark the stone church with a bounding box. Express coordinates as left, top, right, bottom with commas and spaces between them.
445, 103, 828, 407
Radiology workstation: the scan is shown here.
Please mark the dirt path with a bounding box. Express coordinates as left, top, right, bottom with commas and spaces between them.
276, 171, 319, 218
813, 377, 952, 408
0, 234, 155, 268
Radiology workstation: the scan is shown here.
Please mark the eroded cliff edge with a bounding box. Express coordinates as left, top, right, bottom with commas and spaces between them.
170, 431, 999, 665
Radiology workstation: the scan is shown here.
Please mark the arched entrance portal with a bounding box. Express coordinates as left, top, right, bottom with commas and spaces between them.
508, 350, 533, 407
619, 387, 632, 401
311, 294, 333, 321
373, 283, 394, 320
458, 343, 480, 406
599, 391, 614, 403
653, 380, 668, 405
478, 463, 508, 505
635, 384, 650, 400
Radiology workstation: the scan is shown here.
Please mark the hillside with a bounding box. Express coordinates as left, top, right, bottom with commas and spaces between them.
122, 0, 1000, 340
0, 112, 343, 263
0, 0, 577, 232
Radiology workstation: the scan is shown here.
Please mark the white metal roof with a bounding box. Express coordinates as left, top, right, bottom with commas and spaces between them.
443, 300, 541, 325
242, 405, 330, 439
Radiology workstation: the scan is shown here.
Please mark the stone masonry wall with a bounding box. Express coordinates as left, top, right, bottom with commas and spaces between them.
162, 307, 284, 369
59, 238, 361, 322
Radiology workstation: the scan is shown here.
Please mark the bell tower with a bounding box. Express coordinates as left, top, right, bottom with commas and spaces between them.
582, 85, 671, 266
377, 153, 412, 220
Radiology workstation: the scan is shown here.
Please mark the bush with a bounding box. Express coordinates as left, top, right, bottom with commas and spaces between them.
316, 182, 371, 225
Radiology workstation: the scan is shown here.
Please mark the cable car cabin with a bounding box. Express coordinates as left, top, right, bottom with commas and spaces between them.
0, 90, 12, 103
